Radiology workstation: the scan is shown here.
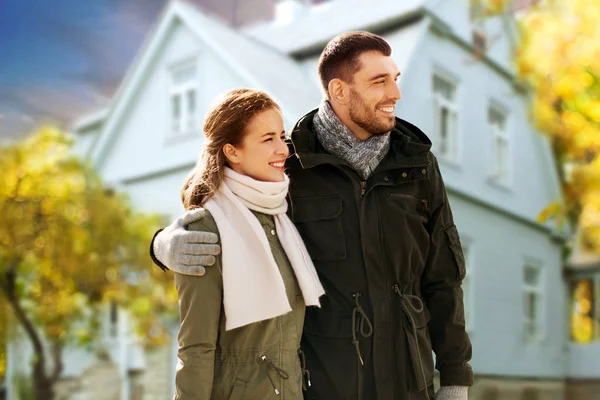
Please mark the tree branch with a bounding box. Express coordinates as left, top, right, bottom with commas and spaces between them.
49, 341, 64, 383
1, 261, 48, 382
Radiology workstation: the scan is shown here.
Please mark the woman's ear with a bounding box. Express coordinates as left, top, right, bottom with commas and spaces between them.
223, 144, 240, 165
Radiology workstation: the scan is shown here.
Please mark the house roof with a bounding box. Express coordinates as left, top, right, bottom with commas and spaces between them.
244, 0, 426, 55
70, 108, 108, 132
177, 0, 322, 119
88, 0, 322, 167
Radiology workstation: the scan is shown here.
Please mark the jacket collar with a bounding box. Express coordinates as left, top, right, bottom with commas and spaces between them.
290, 109, 432, 171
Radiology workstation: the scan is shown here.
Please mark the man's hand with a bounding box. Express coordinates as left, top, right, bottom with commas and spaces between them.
435, 386, 468, 400
153, 208, 221, 276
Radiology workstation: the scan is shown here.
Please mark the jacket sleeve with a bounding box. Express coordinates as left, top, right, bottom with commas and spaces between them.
149, 229, 168, 271
173, 220, 222, 399
421, 155, 473, 387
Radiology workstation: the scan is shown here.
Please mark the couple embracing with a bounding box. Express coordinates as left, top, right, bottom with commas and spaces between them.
150, 31, 472, 400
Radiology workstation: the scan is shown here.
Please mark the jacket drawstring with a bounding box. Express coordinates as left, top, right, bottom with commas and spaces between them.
257, 355, 290, 395
393, 284, 431, 400
298, 349, 311, 391
351, 292, 373, 365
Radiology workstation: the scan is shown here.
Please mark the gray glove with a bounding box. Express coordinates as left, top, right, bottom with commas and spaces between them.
435, 386, 468, 400
153, 208, 221, 276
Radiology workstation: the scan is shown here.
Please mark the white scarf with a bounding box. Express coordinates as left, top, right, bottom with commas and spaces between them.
204, 167, 325, 331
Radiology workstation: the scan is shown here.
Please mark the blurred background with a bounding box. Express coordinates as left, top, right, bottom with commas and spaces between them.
1, 0, 599, 399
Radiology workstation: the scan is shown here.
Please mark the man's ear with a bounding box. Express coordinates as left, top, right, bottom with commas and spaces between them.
223, 144, 240, 165
328, 78, 350, 106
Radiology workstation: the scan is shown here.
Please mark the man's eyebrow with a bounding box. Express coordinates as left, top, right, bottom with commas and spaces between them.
368, 72, 402, 81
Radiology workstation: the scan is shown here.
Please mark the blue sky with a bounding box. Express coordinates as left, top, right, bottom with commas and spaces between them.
0, 0, 165, 138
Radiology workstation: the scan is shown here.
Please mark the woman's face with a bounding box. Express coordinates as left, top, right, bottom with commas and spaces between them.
225, 107, 289, 182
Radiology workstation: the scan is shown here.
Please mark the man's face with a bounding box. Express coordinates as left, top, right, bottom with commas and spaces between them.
347, 50, 402, 136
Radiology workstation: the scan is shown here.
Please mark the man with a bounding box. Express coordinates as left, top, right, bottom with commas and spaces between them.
151, 32, 472, 400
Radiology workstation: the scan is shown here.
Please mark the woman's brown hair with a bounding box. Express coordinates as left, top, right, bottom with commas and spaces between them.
181, 88, 281, 210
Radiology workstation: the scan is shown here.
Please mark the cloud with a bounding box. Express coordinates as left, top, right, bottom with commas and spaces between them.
0, 0, 273, 141
0, 82, 110, 138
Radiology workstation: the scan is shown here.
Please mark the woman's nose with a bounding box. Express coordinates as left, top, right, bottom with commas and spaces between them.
276, 137, 289, 157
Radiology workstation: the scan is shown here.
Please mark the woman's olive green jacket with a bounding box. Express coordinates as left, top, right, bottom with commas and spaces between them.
174, 210, 308, 400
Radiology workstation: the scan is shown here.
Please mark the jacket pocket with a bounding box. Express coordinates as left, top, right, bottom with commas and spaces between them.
390, 193, 429, 216
291, 195, 346, 261
443, 224, 466, 280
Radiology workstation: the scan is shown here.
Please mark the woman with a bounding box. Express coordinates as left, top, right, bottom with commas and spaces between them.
174, 88, 325, 400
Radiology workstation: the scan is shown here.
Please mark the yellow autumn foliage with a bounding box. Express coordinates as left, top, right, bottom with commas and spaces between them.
515, 0, 600, 252
0, 126, 177, 361
0, 300, 7, 380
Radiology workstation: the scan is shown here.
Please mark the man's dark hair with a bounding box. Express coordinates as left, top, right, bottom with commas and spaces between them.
318, 31, 392, 97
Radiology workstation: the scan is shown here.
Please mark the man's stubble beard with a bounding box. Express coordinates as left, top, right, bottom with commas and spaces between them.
348, 87, 395, 137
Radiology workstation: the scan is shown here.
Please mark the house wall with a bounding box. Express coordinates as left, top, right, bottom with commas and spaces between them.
99, 20, 248, 186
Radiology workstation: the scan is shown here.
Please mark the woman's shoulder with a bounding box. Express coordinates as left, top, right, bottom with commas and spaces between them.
186, 208, 219, 234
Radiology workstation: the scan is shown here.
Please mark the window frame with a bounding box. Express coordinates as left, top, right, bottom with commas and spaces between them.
568, 273, 600, 344
168, 57, 200, 138
432, 69, 461, 165
522, 258, 545, 343
488, 103, 512, 187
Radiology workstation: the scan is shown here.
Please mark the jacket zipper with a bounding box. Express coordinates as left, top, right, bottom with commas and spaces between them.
333, 167, 367, 400
333, 165, 429, 400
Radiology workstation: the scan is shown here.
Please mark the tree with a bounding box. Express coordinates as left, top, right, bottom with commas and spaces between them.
514, 0, 600, 251
0, 126, 177, 400
0, 299, 7, 382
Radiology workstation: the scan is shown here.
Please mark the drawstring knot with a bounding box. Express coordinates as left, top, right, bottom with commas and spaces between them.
393, 284, 430, 400
257, 355, 289, 395
351, 292, 373, 366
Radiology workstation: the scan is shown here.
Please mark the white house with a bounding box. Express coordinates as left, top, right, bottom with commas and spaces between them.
9, 0, 591, 399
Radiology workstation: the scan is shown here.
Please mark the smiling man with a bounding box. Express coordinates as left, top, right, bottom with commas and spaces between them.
151, 32, 473, 400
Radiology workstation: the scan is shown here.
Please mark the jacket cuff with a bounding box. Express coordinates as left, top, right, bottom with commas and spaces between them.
149, 229, 168, 271
439, 363, 474, 387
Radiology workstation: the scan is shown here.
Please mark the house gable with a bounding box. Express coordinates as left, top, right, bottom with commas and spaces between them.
89, 1, 322, 187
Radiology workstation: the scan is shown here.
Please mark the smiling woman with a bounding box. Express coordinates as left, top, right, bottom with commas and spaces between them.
181, 88, 288, 209
172, 88, 324, 400
222, 107, 288, 184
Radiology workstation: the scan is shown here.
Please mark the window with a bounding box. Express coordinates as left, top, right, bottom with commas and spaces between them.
488, 106, 510, 185
522, 261, 543, 341
170, 61, 198, 136
570, 279, 596, 343
432, 73, 459, 162
461, 240, 473, 330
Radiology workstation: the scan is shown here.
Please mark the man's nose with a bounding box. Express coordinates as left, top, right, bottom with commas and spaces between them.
388, 81, 402, 101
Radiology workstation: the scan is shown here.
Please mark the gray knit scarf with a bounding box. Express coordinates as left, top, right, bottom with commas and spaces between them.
313, 101, 391, 179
